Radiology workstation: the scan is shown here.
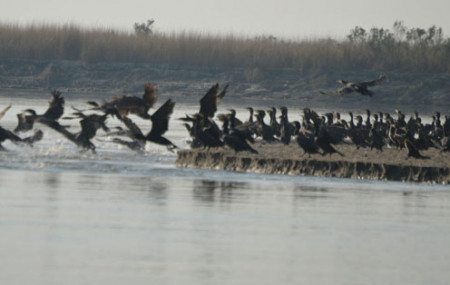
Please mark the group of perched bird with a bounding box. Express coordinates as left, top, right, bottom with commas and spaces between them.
0, 83, 176, 153
1, 74, 449, 160
182, 81, 450, 159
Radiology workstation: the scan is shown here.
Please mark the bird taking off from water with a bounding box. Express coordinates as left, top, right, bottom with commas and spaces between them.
87, 83, 158, 119
199, 83, 228, 118
320, 74, 387, 97
14, 90, 65, 133
110, 99, 177, 152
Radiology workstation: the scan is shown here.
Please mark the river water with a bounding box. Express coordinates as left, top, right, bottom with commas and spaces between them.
1, 92, 450, 285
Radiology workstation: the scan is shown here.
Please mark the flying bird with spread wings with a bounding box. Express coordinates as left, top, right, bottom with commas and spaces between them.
87, 83, 158, 119
110, 99, 177, 152
320, 74, 387, 97
199, 83, 229, 118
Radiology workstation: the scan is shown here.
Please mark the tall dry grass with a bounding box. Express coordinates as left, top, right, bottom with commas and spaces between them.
0, 22, 449, 72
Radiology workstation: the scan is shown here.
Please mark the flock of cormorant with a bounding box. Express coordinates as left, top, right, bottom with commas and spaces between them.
0, 84, 176, 153
181, 77, 449, 159
0, 75, 449, 160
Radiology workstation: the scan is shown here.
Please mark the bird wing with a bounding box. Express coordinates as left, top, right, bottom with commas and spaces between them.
37, 118, 77, 143
119, 116, 145, 140
199, 83, 219, 118
336, 86, 355, 95
359, 75, 386, 87
217, 83, 229, 103
43, 90, 65, 120
148, 99, 175, 138
320, 85, 355, 95
0, 125, 22, 142
142, 83, 158, 108
0, 104, 11, 120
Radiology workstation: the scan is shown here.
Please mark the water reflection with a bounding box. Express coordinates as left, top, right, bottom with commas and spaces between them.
192, 179, 249, 203
293, 185, 329, 200
2, 93, 450, 285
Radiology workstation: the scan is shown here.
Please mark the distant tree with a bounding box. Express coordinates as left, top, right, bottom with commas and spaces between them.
134, 19, 155, 36
406, 27, 427, 44
347, 26, 367, 43
426, 25, 443, 45
393, 20, 407, 41
367, 27, 394, 50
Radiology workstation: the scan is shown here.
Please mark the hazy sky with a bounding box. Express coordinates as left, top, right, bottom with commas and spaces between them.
1, 0, 450, 39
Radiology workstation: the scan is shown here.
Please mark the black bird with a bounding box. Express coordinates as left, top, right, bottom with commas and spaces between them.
199, 83, 228, 118
322, 74, 386, 97
0, 125, 43, 151
255, 110, 277, 143
316, 127, 344, 156
39, 108, 109, 153
112, 99, 177, 151
1, 104, 43, 150
404, 138, 429, 159
267, 107, 281, 137
369, 127, 384, 151
279, 106, 294, 145
87, 83, 158, 119
224, 133, 258, 154
15, 90, 65, 133
296, 129, 320, 157
222, 117, 257, 154
347, 123, 369, 149
441, 136, 450, 152
245, 107, 255, 124
185, 112, 224, 149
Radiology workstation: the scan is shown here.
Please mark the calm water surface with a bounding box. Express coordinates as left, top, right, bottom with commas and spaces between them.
1, 93, 450, 285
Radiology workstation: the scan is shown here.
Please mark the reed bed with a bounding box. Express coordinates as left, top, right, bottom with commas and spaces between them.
0, 22, 449, 73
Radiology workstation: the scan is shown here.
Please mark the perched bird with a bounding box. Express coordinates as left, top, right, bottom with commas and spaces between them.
279, 106, 294, 145
296, 129, 320, 157
224, 133, 258, 154
222, 116, 257, 154
255, 110, 277, 143
316, 127, 344, 156
404, 138, 429, 159
369, 127, 384, 151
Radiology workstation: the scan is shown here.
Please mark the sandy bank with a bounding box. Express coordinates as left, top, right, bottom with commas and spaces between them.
176, 143, 450, 184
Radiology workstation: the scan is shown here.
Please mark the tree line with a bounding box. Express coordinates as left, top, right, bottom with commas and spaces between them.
0, 21, 448, 72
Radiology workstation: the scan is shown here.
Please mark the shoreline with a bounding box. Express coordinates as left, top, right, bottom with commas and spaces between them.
175, 144, 450, 184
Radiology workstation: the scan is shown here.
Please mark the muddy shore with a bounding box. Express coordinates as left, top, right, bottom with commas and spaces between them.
176, 143, 450, 184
